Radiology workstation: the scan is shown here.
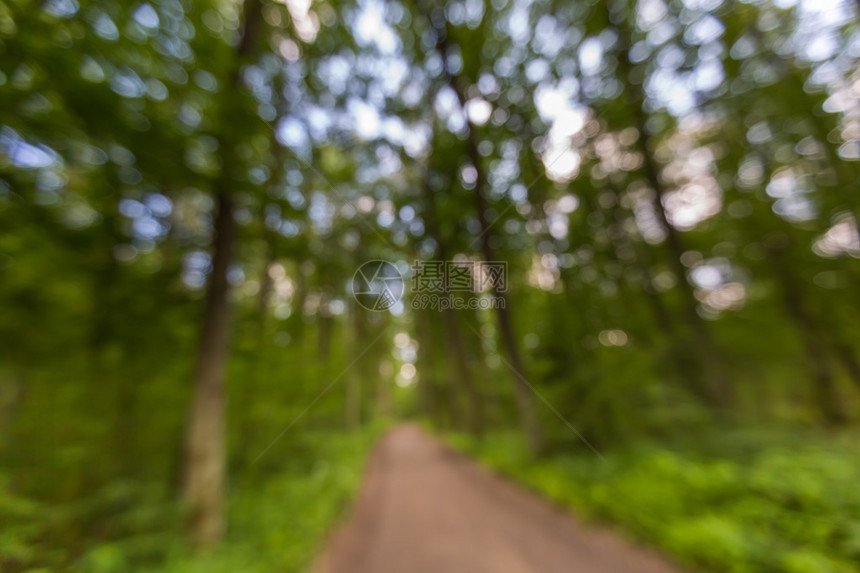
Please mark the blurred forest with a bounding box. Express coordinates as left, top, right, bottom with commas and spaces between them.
1, 0, 859, 570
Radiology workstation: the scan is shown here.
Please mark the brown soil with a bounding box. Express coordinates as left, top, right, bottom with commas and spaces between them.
314, 424, 683, 573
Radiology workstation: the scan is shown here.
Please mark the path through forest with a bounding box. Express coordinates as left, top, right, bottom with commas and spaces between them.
315, 425, 682, 573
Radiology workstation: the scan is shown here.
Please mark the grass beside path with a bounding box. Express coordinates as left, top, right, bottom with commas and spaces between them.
154, 424, 384, 573
446, 429, 860, 573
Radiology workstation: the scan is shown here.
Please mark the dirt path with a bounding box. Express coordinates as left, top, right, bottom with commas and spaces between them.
315, 425, 682, 573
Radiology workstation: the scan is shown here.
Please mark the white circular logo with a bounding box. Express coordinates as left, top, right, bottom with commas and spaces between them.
351, 260, 404, 311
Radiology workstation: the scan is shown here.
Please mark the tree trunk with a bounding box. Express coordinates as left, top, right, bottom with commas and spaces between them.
782, 289, 847, 424
431, 22, 542, 454
769, 248, 847, 424
346, 371, 362, 431
317, 302, 334, 363
346, 303, 366, 432
611, 22, 731, 408
465, 109, 541, 453
414, 306, 441, 425
419, 165, 484, 435
179, 0, 262, 547
833, 339, 860, 394
180, 0, 261, 546
636, 128, 730, 406
181, 189, 235, 547
237, 232, 275, 466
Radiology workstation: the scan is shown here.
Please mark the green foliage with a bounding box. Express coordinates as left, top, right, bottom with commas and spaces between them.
155, 425, 384, 573
0, 474, 181, 571
450, 430, 860, 573
1, 426, 382, 571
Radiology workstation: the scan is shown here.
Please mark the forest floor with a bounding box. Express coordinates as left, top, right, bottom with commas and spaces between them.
313, 424, 681, 573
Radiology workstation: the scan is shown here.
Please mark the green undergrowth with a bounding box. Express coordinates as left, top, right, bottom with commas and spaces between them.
447, 429, 860, 573
1, 424, 383, 572
156, 424, 383, 573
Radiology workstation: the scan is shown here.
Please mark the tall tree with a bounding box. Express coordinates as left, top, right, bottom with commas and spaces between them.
181, 0, 263, 547
430, 11, 543, 454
